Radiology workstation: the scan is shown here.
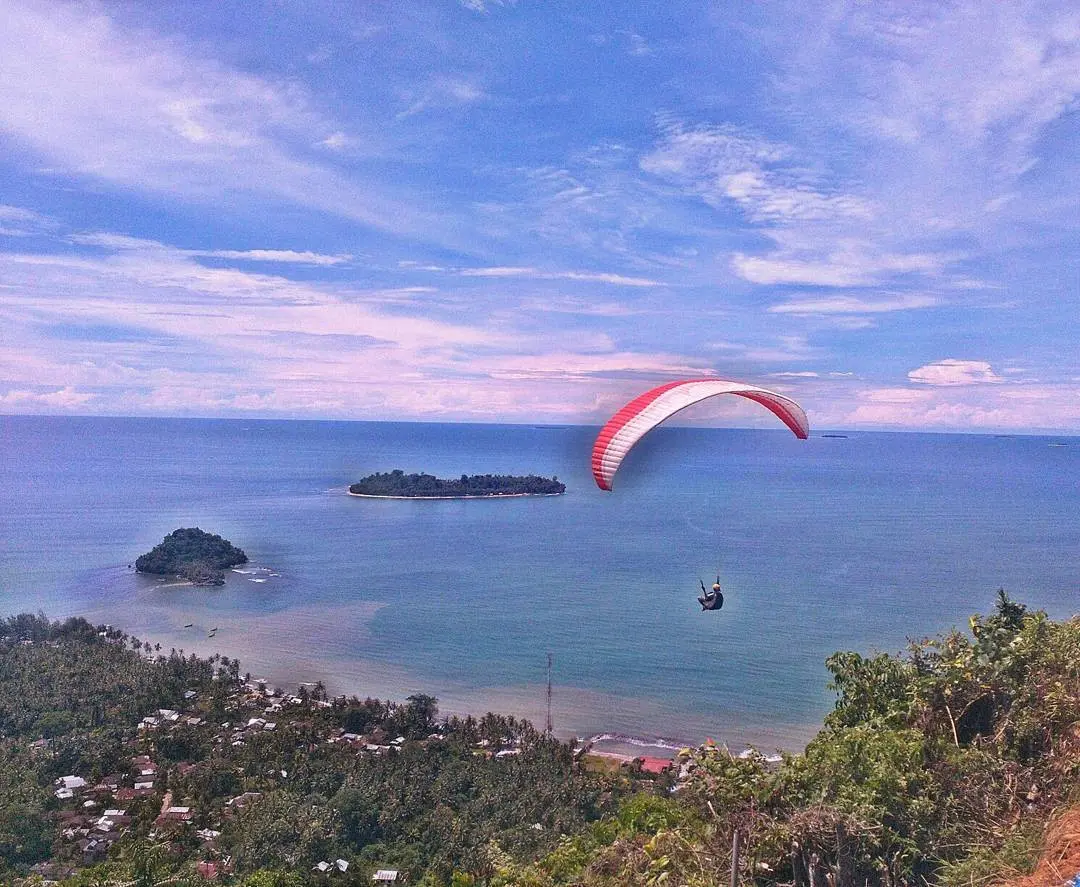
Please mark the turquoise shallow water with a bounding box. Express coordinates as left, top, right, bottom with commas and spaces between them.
1, 416, 1077, 751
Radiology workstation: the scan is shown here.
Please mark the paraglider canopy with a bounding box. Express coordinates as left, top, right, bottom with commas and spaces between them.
592, 378, 809, 491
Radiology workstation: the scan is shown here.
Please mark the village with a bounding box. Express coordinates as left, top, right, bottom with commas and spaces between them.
26, 657, 679, 885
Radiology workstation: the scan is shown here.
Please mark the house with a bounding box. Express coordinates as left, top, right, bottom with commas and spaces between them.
89, 774, 122, 797
373, 870, 401, 882
226, 791, 263, 809
29, 861, 77, 881
157, 806, 193, 823
78, 837, 107, 864
97, 810, 129, 830
196, 859, 232, 880
636, 756, 674, 776
56, 775, 88, 791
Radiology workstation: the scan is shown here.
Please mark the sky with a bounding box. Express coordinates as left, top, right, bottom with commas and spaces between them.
1, 0, 1078, 431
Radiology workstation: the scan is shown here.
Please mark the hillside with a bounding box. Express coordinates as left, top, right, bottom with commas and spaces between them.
3, 593, 1080, 885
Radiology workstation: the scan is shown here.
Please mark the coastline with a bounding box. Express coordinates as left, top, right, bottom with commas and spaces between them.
75, 579, 819, 757
73, 565, 825, 758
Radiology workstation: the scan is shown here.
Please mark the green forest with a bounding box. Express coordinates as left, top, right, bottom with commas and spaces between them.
349, 470, 566, 497
3, 593, 1080, 886
135, 528, 249, 586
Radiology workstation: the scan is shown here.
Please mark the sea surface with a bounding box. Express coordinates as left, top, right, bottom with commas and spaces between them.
1, 415, 1077, 753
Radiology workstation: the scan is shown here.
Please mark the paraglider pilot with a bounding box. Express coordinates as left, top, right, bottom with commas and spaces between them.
698, 577, 723, 611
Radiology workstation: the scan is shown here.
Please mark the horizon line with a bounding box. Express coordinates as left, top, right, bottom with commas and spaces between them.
1, 411, 1078, 438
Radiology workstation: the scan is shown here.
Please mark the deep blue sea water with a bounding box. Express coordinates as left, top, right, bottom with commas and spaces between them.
1, 415, 1077, 752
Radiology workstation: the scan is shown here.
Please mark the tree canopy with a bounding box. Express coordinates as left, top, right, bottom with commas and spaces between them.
134, 527, 248, 585
349, 470, 565, 498
6, 593, 1080, 886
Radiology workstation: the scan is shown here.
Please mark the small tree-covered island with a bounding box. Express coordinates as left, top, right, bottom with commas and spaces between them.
349, 469, 566, 498
135, 527, 248, 586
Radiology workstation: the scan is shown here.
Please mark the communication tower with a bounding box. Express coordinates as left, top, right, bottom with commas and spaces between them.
546, 652, 553, 735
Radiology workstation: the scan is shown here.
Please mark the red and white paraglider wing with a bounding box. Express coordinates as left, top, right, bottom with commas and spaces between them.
591, 378, 809, 491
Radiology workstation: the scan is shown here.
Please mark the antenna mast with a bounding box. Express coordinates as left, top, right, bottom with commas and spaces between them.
545, 652, 553, 735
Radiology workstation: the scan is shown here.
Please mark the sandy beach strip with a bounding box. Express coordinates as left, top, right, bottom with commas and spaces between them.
346, 490, 563, 500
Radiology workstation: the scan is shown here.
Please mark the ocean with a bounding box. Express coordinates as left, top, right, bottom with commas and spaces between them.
1, 415, 1077, 753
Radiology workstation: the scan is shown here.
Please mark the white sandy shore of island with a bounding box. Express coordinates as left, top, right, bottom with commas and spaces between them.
347, 490, 564, 500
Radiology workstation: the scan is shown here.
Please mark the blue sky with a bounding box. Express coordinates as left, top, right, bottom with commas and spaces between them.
1, 0, 1078, 430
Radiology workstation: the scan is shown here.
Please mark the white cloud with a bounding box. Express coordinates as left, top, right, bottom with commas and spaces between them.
0, 1, 443, 240
0, 233, 695, 421
0, 203, 56, 236
641, 121, 873, 224
764, 2, 1080, 261
397, 76, 487, 118
518, 297, 644, 317
862, 388, 933, 404
0, 386, 94, 409
646, 5, 1080, 300
733, 249, 943, 287
708, 335, 820, 363
482, 351, 709, 381
70, 234, 352, 266
768, 293, 938, 314
199, 250, 352, 266
458, 0, 514, 12
318, 132, 349, 151
908, 359, 1004, 386
841, 382, 1080, 431
0, 205, 49, 224
459, 266, 661, 286
837, 5, 1080, 178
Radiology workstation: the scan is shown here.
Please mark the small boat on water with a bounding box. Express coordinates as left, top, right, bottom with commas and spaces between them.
183, 623, 193, 628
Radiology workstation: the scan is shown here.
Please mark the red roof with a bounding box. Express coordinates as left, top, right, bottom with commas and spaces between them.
637, 756, 673, 774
